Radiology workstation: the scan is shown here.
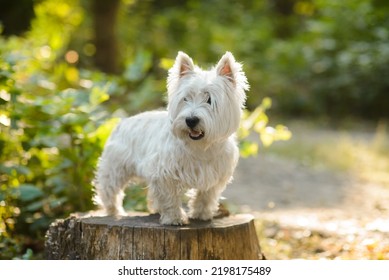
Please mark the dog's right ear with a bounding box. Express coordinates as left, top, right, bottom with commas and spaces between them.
167, 52, 194, 98
174, 51, 195, 77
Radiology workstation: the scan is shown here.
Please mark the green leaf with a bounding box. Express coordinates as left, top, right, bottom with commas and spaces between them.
89, 86, 109, 106
254, 115, 268, 133
159, 58, 175, 70
21, 249, 34, 260
90, 117, 120, 144
261, 97, 272, 110
260, 127, 276, 147
25, 200, 44, 212
275, 125, 293, 141
239, 141, 259, 158
124, 50, 152, 82
18, 184, 44, 202
49, 197, 67, 208
60, 112, 89, 126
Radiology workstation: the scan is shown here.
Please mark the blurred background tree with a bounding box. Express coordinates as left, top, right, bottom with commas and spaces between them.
0, 0, 35, 36
0, 0, 388, 259
92, 0, 121, 74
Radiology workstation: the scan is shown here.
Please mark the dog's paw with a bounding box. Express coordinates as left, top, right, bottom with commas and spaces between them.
160, 209, 189, 225
189, 208, 213, 221
105, 205, 126, 216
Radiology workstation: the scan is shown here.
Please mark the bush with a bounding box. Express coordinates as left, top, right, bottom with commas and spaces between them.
0, 0, 123, 258
260, 0, 389, 119
0, 39, 118, 258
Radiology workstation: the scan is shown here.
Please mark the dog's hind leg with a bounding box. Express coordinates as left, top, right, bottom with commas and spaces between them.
93, 144, 131, 216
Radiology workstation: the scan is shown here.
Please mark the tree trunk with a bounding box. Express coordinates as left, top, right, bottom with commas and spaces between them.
45, 212, 265, 260
92, 0, 121, 74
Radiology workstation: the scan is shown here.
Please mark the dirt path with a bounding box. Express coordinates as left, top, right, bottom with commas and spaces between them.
224, 123, 389, 243
227, 154, 389, 216
227, 154, 353, 211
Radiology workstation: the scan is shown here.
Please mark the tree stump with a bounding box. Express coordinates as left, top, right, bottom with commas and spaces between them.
45, 212, 265, 260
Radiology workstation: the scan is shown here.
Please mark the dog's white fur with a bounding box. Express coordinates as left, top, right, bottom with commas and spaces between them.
93, 51, 248, 225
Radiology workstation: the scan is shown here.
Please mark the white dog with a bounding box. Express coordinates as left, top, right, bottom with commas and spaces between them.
93, 51, 249, 225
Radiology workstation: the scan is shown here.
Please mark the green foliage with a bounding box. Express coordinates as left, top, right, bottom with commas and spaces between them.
239, 98, 292, 158
0, 45, 116, 258
0, 0, 118, 259
260, 0, 389, 118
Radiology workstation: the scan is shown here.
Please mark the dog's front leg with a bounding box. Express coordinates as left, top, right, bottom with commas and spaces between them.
188, 185, 225, 221
149, 182, 189, 225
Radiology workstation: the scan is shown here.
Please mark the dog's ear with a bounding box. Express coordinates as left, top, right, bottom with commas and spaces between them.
216, 52, 249, 92
167, 52, 195, 99
175, 51, 195, 77
216, 52, 236, 83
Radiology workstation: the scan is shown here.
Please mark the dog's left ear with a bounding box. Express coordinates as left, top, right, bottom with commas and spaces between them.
216, 52, 237, 84
216, 52, 249, 91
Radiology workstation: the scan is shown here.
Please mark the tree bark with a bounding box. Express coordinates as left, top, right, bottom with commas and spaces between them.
45, 212, 265, 260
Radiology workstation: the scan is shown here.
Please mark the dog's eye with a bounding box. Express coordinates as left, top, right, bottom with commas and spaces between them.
183, 97, 188, 102
206, 96, 211, 105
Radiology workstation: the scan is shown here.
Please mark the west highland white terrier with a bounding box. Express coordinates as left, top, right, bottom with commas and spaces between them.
93, 51, 249, 225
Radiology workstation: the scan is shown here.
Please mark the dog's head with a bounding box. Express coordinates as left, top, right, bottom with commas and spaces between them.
167, 51, 249, 148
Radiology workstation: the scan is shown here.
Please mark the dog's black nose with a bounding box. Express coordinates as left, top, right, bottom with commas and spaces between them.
185, 116, 200, 128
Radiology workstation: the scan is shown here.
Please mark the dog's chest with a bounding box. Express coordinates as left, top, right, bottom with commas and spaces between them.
171, 154, 232, 189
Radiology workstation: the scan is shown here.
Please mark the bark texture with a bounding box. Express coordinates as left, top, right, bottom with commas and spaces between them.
45, 212, 265, 260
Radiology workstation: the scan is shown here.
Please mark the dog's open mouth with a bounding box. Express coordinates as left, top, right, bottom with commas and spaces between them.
189, 129, 204, 140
